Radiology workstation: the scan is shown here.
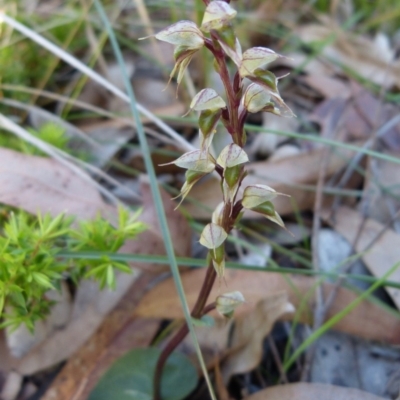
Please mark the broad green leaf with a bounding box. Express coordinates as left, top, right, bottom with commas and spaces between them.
88, 348, 197, 400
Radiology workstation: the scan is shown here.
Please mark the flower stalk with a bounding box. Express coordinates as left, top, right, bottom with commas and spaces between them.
146, 1, 294, 398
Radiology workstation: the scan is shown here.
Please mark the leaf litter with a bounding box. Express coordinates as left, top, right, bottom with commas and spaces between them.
2, 0, 400, 399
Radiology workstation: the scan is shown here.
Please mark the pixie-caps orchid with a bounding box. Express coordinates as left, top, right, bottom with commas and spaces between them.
190, 88, 226, 112
199, 223, 228, 251
243, 82, 295, 117
216, 291, 245, 318
144, 20, 205, 85
154, 20, 204, 48
239, 47, 281, 78
217, 143, 249, 169
161, 149, 215, 173
201, 1, 237, 32
242, 184, 288, 209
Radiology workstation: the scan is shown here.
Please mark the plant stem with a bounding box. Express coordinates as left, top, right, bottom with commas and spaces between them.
154, 28, 245, 400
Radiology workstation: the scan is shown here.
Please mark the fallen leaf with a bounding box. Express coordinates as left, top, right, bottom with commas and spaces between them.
0, 147, 113, 220
244, 383, 387, 400
41, 273, 161, 400
184, 144, 357, 219
136, 268, 400, 345
292, 19, 400, 88
221, 292, 294, 381
0, 148, 192, 375
323, 206, 400, 309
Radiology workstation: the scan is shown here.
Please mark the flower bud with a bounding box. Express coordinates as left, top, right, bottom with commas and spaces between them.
213, 26, 242, 67
212, 202, 225, 225
211, 244, 225, 278
216, 291, 245, 318
223, 164, 243, 204
217, 143, 249, 169
201, 1, 237, 32
198, 109, 222, 151
175, 169, 208, 208
239, 47, 281, 78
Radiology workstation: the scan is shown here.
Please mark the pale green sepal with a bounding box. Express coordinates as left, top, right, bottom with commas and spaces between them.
153, 20, 204, 49
239, 47, 281, 77
190, 88, 226, 111
217, 143, 249, 169
199, 223, 228, 250
160, 150, 215, 172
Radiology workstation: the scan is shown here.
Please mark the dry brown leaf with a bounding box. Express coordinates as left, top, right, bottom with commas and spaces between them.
42, 273, 161, 400
292, 20, 400, 88
0, 148, 113, 220
0, 148, 191, 374
136, 268, 400, 344
244, 383, 387, 400
184, 145, 356, 219
221, 292, 294, 381
323, 206, 400, 309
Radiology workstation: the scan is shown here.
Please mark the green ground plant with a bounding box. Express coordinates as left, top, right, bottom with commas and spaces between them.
0, 207, 145, 332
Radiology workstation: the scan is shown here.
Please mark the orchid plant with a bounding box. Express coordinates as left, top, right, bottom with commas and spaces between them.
145, 1, 294, 398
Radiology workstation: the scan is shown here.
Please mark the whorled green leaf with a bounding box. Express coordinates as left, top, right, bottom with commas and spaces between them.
242, 184, 287, 209
153, 20, 204, 49
88, 348, 197, 400
217, 143, 249, 169
160, 149, 215, 172
216, 291, 245, 318
201, 1, 237, 32
199, 223, 227, 250
239, 47, 281, 78
190, 88, 226, 112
